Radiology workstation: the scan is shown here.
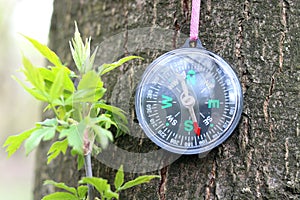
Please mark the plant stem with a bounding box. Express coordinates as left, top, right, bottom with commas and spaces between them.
50, 103, 60, 118
84, 153, 94, 200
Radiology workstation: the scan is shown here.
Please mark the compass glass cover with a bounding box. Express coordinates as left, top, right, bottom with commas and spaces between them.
135, 48, 243, 154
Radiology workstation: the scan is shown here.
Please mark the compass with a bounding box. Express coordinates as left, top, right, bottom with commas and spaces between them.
135, 40, 243, 155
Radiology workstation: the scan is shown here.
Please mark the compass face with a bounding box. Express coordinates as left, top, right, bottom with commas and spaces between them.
135, 47, 243, 155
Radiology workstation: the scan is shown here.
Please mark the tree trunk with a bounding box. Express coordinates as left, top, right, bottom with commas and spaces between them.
34, 0, 300, 199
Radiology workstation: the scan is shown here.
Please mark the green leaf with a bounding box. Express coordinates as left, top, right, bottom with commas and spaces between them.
93, 102, 128, 134
118, 175, 160, 192
39, 67, 75, 94
44, 180, 77, 195
92, 125, 113, 149
81, 177, 119, 199
41, 192, 78, 200
21, 56, 45, 91
42, 126, 57, 141
115, 123, 129, 137
2, 128, 37, 157
114, 165, 124, 190
52, 66, 75, 92
80, 177, 108, 197
38, 67, 54, 83
47, 139, 68, 164
93, 103, 127, 124
69, 21, 99, 74
105, 189, 120, 200
49, 67, 66, 101
90, 114, 116, 127
92, 144, 102, 155
13, 76, 48, 102
59, 124, 76, 139
70, 149, 85, 170
23, 34, 64, 68
86, 46, 98, 72
63, 73, 76, 94
24, 126, 56, 155
38, 118, 58, 127
60, 122, 85, 155
78, 151, 85, 170
98, 56, 143, 75
67, 88, 106, 104
77, 185, 88, 199
78, 71, 103, 90
69, 22, 86, 73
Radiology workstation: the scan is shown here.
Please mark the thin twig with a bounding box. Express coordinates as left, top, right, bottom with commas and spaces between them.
84, 153, 94, 200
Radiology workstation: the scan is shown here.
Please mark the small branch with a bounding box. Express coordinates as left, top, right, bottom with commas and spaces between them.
50, 103, 60, 118
84, 153, 94, 200
84, 128, 94, 200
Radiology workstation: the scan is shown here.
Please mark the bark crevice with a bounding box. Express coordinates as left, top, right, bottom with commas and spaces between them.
158, 165, 168, 200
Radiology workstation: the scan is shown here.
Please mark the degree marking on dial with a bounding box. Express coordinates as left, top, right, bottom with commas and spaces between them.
222, 114, 232, 119
199, 112, 205, 118
195, 135, 200, 146
180, 136, 184, 146
146, 100, 157, 103
152, 94, 158, 99
155, 82, 163, 88
224, 87, 233, 93
216, 74, 225, 82
174, 134, 178, 140
212, 72, 218, 79
155, 123, 164, 131
206, 132, 212, 141
219, 120, 225, 126
174, 111, 180, 118
166, 131, 172, 140
216, 124, 223, 131
217, 122, 224, 129
158, 74, 168, 83
206, 130, 212, 140
148, 113, 158, 118
150, 86, 160, 91
172, 132, 176, 139
193, 135, 197, 142
175, 88, 181, 93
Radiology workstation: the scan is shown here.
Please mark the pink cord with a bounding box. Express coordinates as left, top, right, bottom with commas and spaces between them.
190, 0, 201, 41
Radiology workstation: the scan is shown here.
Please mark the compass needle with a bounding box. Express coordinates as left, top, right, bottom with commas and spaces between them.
176, 71, 201, 136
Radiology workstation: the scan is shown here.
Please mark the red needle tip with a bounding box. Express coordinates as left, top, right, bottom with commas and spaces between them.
193, 122, 201, 136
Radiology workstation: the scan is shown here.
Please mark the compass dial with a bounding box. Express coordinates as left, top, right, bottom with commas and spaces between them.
135, 47, 243, 155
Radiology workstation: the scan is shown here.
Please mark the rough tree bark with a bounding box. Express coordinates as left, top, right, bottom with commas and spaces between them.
34, 0, 299, 199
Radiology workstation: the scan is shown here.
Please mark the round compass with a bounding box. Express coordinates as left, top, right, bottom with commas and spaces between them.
135, 40, 243, 155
